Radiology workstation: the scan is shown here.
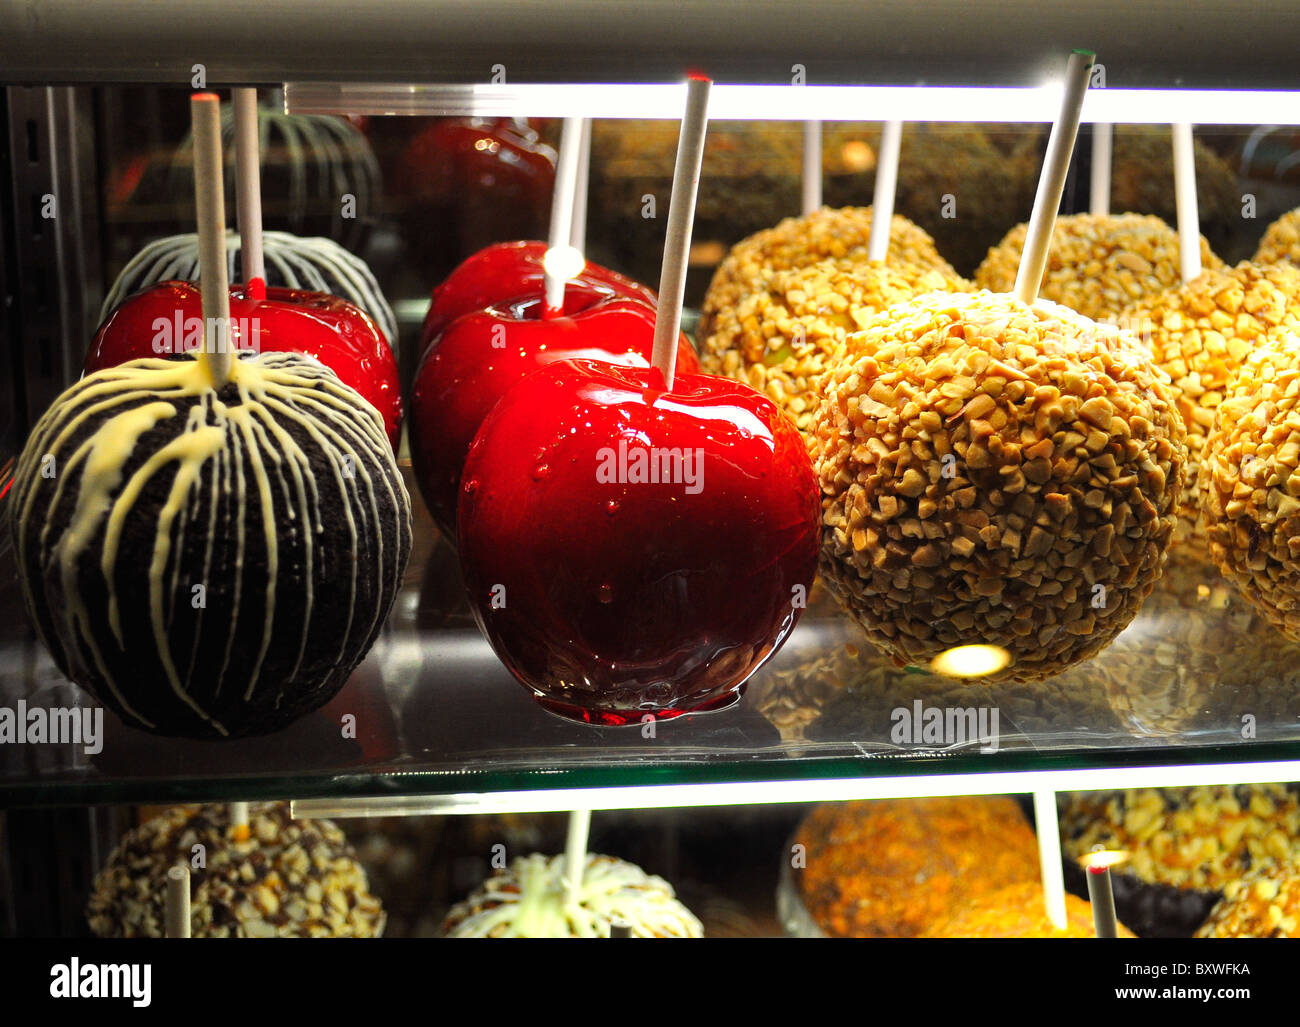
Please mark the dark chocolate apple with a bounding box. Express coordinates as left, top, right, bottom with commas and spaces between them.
9, 351, 412, 739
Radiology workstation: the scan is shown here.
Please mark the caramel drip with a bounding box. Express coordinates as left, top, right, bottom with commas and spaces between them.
12, 352, 406, 735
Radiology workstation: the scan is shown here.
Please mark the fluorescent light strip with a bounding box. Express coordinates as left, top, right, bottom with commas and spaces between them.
284, 81, 1300, 125
291, 758, 1300, 819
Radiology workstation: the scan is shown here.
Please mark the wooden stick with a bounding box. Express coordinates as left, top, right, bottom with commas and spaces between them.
543, 116, 586, 315
1172, 123, 1202, 283
564, 809, 592, 909
165, 864, 191, 938
1012, 50, 1094, 305
1033, 789, 1069, 931
191, 92, 233, 388
571, 117, 592, 252
866, 120, 903, 262
1090, 122, 1112, 217
650, 75, 711, 390
232, 87, 266, 292
801, 120, 821, 215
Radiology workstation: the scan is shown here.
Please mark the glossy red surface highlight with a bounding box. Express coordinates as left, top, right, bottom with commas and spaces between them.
410, 285, 698, 542
457, 358, 820, 725
420, 240, 658, 355
86, 280, 402, 448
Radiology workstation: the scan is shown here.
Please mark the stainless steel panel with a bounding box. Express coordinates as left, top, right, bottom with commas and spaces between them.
2, 1, 1300, 89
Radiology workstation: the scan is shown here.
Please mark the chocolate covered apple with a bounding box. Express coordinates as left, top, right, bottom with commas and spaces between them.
457, 358, 819, 723
11, 348, 411, 738
86, 280, 402, 449
410, 284, 697, 541
10, 92, 412, 739
420, 239, 658, 356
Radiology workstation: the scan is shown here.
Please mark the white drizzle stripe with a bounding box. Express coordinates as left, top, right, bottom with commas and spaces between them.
98, 230, 397, 347
8, 351, 410, 736
164, 107, 380, 252
443, 854, 704, 939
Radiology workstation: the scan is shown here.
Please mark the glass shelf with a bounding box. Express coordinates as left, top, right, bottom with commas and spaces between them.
3, 464, 1300, 809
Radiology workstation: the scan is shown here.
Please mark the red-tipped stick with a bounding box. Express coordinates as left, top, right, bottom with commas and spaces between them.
1013, 50, 1094, 305
1086, 863, 1120, 938
232, 87, 266, 298
191, 93, 234, 388
650, 76, 711, 390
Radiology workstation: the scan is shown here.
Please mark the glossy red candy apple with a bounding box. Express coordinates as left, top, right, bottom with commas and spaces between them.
457, 358, 820, 726
394, 117, 555, 274
411, 284, 698, 542
86, 280, 402, 448
420, 240, 658, 356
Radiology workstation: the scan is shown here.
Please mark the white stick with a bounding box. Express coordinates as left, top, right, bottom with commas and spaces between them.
1091, 122, 1112, 217
165, 864, 191, 938
866, 119, 903, 263
651, 76, 711, 389
1172, 123, 1202, 283
192, 92, 233, 388
230, 801, 250, 839
1086, 864, 1120, 939
801, 120, 822, 215
232, 87, 265, 286
1033, 789, 1068, 931
1013, 50, 1094, 305
544, 116, 586, 313
570, 117, 592, 252
564, 809, 592, 910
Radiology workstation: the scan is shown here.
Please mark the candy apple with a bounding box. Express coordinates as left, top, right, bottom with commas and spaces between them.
457, 357, 820, 725
410, 284, 698, 541
395, 117, 555, 274
420, 240, 658, 355
86, 280, 402, 448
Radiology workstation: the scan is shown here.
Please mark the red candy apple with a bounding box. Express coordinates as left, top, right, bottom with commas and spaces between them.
421, 240, 658, 356
86, 280, 402, 448
410, 284, 698, 541
394, 118, 555, 275
457, 357, 820, 726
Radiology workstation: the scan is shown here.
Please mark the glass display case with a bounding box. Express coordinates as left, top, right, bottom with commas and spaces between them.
4, 0, 1300, 949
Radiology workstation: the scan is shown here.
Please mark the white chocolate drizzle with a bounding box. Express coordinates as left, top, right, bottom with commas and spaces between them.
442, 853, 704, 938
11, 351, 409, 735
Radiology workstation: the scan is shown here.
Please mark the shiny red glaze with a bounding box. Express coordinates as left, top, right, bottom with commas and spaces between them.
410, 285, 698, 541
420, 240, 658, 355
86, 280, 402, 448
395, 118, 555, 271
457, 358, 821, 726
398, 117, 554, 215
